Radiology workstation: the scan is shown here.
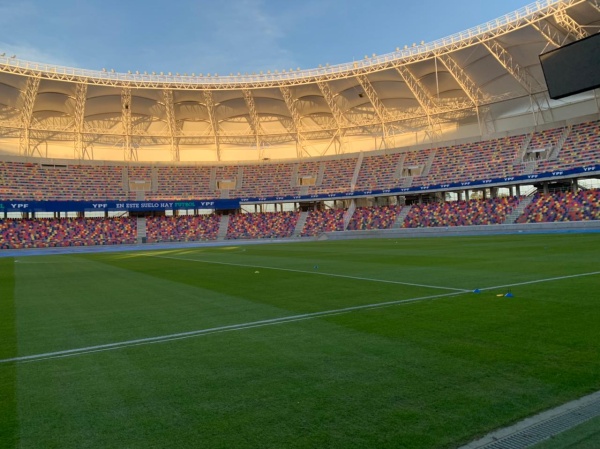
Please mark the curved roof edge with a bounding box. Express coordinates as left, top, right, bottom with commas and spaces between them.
0, 0, 583, 89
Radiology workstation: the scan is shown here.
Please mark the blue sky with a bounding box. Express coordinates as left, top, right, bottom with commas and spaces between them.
0, 0, 532, 74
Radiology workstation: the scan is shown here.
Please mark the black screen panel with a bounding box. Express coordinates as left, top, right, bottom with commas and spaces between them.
539, 33, 600, 100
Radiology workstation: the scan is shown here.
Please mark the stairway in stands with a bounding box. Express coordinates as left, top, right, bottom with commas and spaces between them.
503, 196, 535, 224
294, 211, 309, 237
216, 215, 230, 240
136, 216, 147, 243
392, 205, 412, 228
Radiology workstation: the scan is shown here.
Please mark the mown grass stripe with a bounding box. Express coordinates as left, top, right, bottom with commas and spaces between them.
0, 257, 18, 448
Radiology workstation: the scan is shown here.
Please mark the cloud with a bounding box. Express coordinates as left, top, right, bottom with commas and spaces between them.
0, 41, 82, 68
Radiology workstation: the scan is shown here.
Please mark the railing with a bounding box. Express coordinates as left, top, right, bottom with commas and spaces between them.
0, 0, 577, 86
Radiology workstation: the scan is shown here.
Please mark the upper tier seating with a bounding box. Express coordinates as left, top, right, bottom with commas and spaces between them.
1, 120, 599, 202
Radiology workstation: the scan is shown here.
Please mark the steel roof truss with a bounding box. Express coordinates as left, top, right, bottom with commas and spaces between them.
280, 85, 314, 158
437, 54, 484, 107
532, 19, 568, 48
316, 80, 349, 154
554, 9, 588, 39
355, 75, 395, 147
483, 40, 538, 94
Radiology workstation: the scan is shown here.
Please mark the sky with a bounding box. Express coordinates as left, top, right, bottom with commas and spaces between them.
0, 0, 533, 75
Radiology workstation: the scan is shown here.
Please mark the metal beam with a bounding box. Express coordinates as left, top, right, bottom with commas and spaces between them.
355, 74, 395, 148
73, 82, 90, 159
163, 89, 179, 161
316, 80, 350, 154
279, 85, 312, 157
242, 89, 264, 159
203, 90, 221, 161
532, 19, 567, 48
394, 65, 442, 140
437, 54, 485, 107
483, 40, 538, 94
554, 9, 587, 39
121, 87, 136, 161
19, 76, 40, 156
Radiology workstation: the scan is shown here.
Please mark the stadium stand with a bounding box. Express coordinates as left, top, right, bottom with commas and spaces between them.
403, 197, 521, 228
516, 189, 600, 223
0, 217, 136, 249
347, 205, 403, 230
1, 121, 599, 203
0, 162, 126, 201
146, 215, 220, 242
300, 209, 346, 236
226, 211, 299, 239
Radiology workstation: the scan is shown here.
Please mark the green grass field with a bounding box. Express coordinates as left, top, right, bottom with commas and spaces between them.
1, 233, 599, 448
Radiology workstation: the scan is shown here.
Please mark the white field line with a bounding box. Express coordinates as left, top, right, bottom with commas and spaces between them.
1, 290, 463, 365
153, 254, 469, 292
4, 267, 598, 365
478, 270, 600, 291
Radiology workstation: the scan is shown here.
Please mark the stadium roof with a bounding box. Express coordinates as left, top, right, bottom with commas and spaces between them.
0, 0, 598, 163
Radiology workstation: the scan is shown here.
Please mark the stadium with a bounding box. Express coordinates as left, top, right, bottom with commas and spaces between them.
1, 0, 599, 448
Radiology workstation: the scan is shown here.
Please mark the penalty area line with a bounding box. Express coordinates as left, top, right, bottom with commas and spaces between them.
152, 254, 469, 293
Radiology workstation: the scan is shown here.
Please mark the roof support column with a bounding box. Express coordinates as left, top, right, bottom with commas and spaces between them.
19, 76, 41, 157
74, 82, 89, 160
121, 87, 137, 161
163, 89, 180, 161
203, 90, 221, 161
242, 89, 264, 160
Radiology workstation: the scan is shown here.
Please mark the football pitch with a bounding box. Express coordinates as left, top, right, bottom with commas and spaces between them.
1, 233, 599, 448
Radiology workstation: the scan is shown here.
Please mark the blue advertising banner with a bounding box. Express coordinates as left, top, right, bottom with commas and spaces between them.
0, 164, 597, 213
0, 199, 241, 213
